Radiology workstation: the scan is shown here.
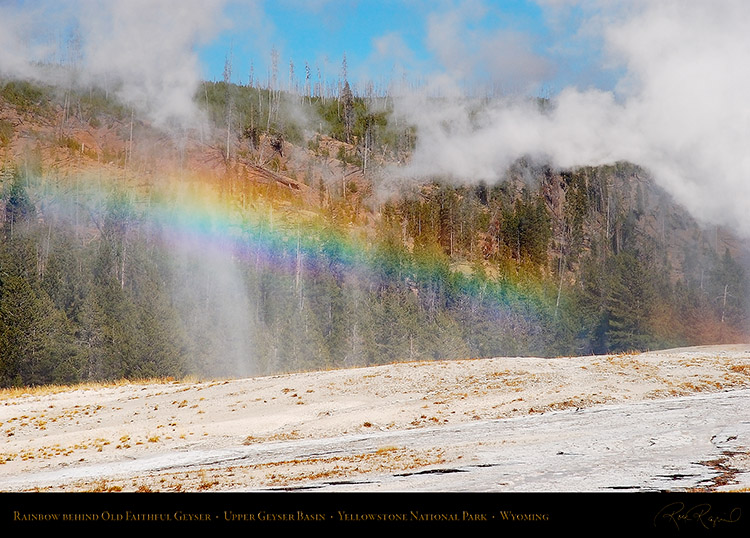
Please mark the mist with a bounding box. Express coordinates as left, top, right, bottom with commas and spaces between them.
164, 224, 258, 379
3, 0, 747, 238
0, 0, 228, 129
2, 1, 749, 381
391, 0, 750, 236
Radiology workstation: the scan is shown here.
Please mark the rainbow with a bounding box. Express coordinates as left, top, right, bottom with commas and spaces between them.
21, 164, 562, 375
39, 165, 556, 307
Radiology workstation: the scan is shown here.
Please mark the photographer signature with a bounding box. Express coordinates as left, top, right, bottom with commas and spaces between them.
654, 502, 741, 530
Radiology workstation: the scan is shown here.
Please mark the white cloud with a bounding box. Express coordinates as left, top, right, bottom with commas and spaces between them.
0, 0, 232, 129
424, 1, 554, 94
395, 0, 750, 236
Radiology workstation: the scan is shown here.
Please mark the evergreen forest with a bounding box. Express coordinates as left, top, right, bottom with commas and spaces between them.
0, 75, 748, 388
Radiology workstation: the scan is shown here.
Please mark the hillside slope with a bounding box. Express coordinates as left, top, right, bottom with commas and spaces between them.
1, 77, 749, 387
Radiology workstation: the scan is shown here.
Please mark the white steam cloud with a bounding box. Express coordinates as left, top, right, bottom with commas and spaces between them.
1, 0, 748, 237
0, 0, 229, 128
425, 2, 554, 94
395, 0, 750, 236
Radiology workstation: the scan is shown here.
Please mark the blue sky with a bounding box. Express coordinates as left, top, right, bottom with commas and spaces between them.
4, 0, 750, 233
196, 0, 617, 96
0, 0, 618, 98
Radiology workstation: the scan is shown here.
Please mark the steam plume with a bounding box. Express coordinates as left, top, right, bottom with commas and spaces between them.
393, 0, 750, 235
0, 0, 228, 128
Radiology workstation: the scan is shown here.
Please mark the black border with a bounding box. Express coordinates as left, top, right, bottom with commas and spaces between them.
2, 492, 748, 533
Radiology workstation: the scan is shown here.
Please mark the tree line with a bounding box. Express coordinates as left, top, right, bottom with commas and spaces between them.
1, 157, 747, 388
0, 75, 748, 388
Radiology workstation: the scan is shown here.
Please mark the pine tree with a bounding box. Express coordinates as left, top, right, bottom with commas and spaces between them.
341, 80, 355, 144
605, 252, 655, 351
4, 167, 36, 241
0, 273, 80, 387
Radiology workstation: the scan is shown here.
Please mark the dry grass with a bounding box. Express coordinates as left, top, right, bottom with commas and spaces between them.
0, 377, 194, 401
32, 446, 446, 493
88, 480, 123, 493
243, 429, 302, 445
3, 346, 749, 492
197, 470, 220, 490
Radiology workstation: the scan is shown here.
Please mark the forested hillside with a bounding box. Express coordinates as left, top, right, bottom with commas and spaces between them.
0, 75, 747, 388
